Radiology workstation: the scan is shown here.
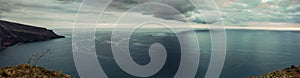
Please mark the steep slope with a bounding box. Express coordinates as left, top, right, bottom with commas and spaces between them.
0, 20, 64, 49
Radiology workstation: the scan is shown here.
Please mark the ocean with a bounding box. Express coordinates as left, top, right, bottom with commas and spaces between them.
0, 28, 300, 78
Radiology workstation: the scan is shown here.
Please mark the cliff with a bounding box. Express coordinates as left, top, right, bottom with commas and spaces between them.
249, 65, 300, 78
0, 20, 64, 49
0, 64, 72, 78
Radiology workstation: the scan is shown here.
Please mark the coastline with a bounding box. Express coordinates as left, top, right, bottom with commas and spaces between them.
0, 20, 64, 49
249, 65, 300, 78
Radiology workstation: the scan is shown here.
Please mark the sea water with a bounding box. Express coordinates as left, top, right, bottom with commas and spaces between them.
0, 28, 300, 78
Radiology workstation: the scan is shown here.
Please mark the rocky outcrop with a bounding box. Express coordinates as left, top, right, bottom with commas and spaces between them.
249, 65, 300, 78
0, 64, 72, 78
0, 20, 64, 49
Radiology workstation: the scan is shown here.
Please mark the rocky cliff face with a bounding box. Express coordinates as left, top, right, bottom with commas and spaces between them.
0, 20, 64, 49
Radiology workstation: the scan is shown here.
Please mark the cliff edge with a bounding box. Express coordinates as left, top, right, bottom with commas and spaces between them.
0, 20, 64, 49
249, 65, 300, 78
0, 64, 72, 78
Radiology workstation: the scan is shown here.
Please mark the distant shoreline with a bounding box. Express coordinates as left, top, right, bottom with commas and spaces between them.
47, 22, 300, 31
50, 27, 300, 32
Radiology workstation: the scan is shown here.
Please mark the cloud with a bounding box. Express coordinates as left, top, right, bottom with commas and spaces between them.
104, 0, 300, 25
1, 0, 299, 27
0, 0, 16, 18
53, 0, 197, 23
55, 0, 82, 4
0, 0, 85, 28
111, 0, 194, 13
105, 0, 196, 22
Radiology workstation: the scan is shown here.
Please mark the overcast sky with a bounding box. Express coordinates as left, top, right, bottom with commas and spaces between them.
0, 0, 299, 28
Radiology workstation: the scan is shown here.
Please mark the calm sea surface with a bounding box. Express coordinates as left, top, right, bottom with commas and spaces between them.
0, 28, 300, 78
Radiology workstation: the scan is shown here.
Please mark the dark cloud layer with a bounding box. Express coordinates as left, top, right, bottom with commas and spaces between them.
109, 0, 300, 25
1, 0, 299, 26
108, 0, 196, 22
55, 0, 196, 22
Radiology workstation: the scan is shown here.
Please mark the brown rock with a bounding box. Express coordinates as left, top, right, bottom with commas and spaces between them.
0, 64, 72, 78
250, 65, 300, 78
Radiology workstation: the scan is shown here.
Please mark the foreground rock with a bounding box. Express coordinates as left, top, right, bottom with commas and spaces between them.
0, 20, 64, 49
249, 65, 300, 78
0, 64, 72, 78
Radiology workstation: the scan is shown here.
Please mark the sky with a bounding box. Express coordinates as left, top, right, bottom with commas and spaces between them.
0, 0, 299, 28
